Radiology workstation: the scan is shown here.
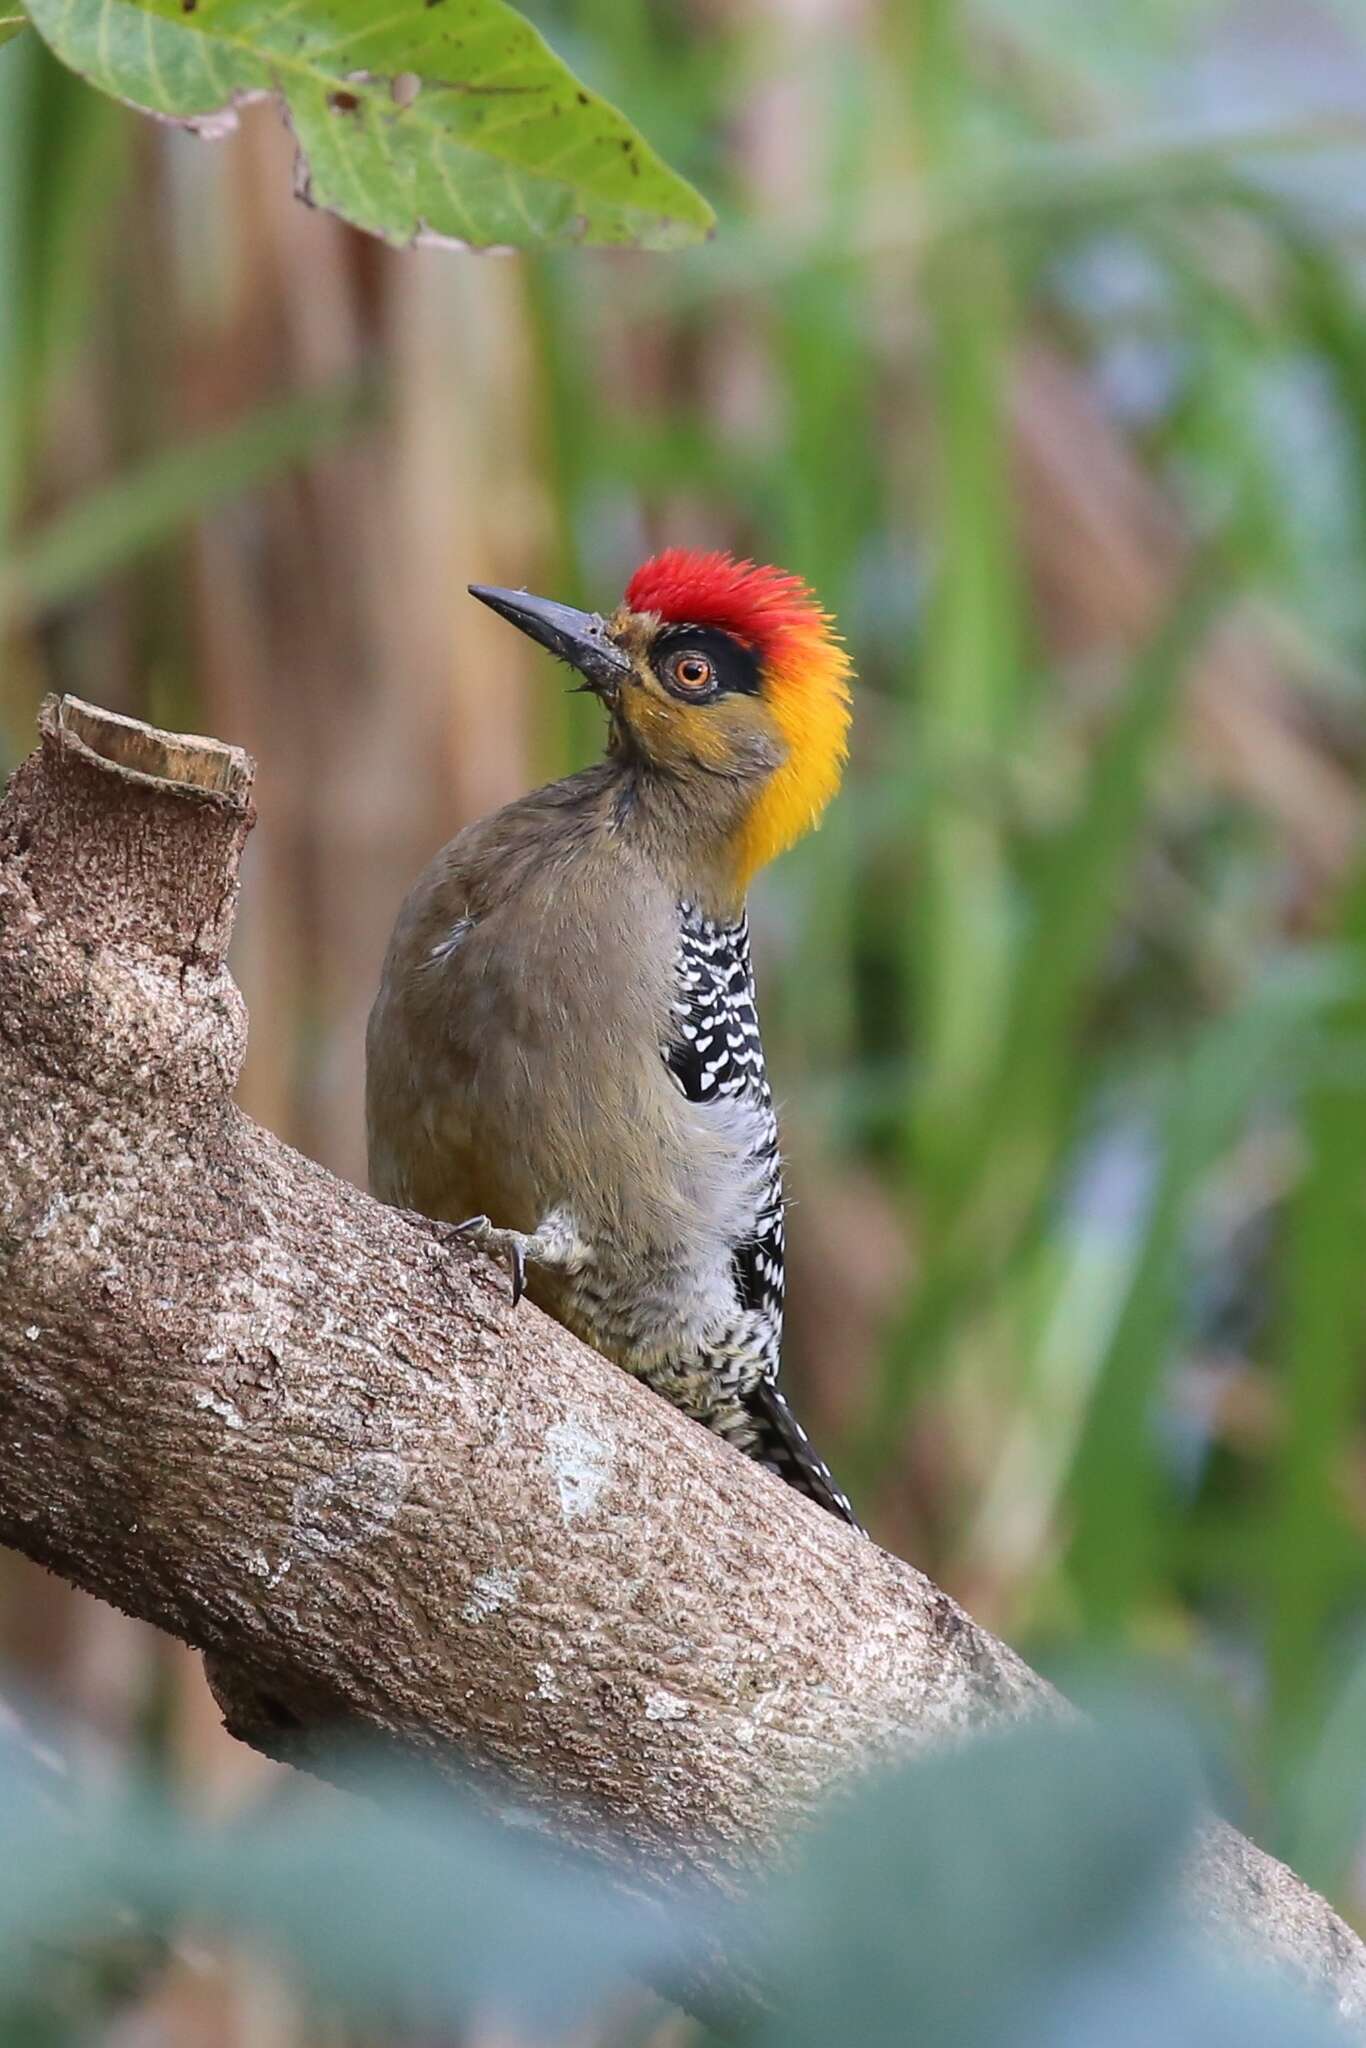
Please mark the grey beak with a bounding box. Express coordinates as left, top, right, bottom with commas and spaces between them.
469, 585, 632, 697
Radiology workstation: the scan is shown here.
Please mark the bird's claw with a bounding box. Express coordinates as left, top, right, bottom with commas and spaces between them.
455, 1215, 528, 1308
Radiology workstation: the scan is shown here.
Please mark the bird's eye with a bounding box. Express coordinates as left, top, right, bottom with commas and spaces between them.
668, 651, 715, 693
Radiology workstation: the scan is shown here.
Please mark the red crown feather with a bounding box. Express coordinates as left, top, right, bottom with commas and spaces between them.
626, 549, 824, 660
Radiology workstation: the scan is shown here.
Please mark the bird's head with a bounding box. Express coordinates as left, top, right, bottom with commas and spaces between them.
470, 549, 853, 892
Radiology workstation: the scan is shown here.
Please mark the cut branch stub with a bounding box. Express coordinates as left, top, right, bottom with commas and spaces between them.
53, 695, 253, 799
6, 695, 255, 968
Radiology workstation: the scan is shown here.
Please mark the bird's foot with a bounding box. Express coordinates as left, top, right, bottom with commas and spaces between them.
454, 1206, 592, 1307
455, 1215, 534, 1307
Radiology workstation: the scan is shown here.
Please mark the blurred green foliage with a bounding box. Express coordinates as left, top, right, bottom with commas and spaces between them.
0, 1703, 1353, 2048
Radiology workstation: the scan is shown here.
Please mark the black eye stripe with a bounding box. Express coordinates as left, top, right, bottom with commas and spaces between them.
651, 625, 762, 701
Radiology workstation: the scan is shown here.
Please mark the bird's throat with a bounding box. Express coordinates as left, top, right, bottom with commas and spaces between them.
605, 757, 758, 923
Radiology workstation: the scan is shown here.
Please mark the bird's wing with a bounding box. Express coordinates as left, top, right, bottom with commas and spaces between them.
662, 908, 860, 1528
664, 905, 785, 1346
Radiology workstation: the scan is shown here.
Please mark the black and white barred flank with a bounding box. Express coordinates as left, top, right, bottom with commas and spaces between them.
667, 906, 784, 1343
662, 903, 860, 1528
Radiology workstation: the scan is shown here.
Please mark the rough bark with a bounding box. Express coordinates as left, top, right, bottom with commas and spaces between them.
1, 696, 1362, 2028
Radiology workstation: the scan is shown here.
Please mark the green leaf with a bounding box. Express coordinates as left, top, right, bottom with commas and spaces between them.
174, 1770, 692, 2036
22, 0, 714, 253
0, 1712, 1351, 2048
0, 1735, 693, 2038
0, 14, 27, 50
744, 1704, 1346, 2048
751, 1708, 1201, 2047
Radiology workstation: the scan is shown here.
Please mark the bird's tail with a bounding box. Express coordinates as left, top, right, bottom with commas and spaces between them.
747, 1378, 863, 1530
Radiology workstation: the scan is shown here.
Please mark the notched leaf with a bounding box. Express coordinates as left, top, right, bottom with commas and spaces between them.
414, 222, 517, 256
142, 85, 272, 143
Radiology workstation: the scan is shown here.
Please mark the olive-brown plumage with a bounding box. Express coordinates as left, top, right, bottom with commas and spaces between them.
366, 551, 858, 1523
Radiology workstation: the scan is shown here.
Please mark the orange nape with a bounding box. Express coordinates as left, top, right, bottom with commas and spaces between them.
626, 549, 854, 886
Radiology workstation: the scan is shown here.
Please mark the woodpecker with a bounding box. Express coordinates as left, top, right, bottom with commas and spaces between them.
366, 549, 859, 1525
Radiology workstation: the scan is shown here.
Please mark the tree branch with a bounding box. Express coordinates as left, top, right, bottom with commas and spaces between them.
1, 696, 1363, 2027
